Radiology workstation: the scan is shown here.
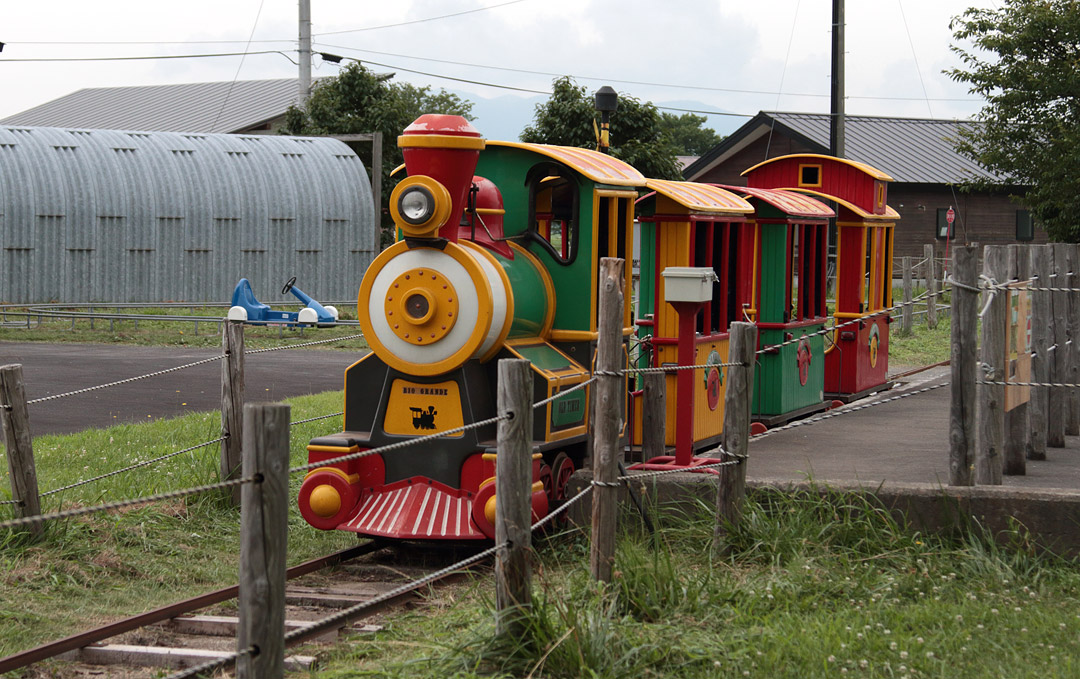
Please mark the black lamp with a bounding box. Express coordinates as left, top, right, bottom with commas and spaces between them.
593, 85, 618, 153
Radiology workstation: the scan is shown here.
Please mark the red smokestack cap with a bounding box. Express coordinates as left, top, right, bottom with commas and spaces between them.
398, 115, 485, 242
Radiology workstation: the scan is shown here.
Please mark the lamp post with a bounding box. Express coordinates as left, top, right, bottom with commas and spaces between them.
594, 85, 618, 154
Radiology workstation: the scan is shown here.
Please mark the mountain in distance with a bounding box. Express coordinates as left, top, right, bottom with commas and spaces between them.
460, 92, 746, 144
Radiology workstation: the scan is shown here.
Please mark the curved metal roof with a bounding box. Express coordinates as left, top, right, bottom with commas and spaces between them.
0, 125, 375, 302
486, 141, 646, 186
709, 184, 834, 219
641, 179, 754, 214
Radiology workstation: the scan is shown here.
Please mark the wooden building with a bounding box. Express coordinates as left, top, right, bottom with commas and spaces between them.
684, 112, 1045, 259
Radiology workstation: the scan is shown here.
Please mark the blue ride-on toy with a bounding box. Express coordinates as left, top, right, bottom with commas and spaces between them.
227, 277, 339, 326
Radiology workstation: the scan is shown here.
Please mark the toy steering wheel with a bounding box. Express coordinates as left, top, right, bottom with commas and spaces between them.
282, 276, 296, 295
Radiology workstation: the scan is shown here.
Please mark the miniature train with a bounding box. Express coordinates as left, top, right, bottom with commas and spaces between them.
296, 114, 898, 540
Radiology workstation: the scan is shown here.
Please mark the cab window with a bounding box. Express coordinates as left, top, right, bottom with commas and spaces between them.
527, 164, 578, 264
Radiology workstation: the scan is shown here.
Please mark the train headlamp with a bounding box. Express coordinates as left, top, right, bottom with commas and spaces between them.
399, 186, 435, 225
391, 176, 453, 239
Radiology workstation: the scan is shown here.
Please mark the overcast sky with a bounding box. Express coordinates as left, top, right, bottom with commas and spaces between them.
2, 0, 995, 139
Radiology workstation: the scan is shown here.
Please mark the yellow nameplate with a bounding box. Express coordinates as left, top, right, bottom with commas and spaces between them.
384, 379, 464, 437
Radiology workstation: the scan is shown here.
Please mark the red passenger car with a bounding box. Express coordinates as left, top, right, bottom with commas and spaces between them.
743, 155, 900, 400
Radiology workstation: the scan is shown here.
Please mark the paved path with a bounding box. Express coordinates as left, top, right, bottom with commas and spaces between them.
0, 341, 357, 436
4, 342, 1078, 493
748, 365, 1080, 492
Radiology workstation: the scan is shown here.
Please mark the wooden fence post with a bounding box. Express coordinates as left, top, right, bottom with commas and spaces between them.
1004, 245, 1030, 475
237, 402, 290, 679
976, 245, 1007, 485
495, 359, 533, 637
591, 257, 624, 584
221, 321, 246, 505
0, 364, 43, 538
1067, 244, 1080, 435
1048, 244, 1069, 447
925, 244, 938, 329
715, 322, 757, 549
949, 246, 978, 486
641, 371, 666, 462
1029, 245, 1052, 460
901, 256, 913, 335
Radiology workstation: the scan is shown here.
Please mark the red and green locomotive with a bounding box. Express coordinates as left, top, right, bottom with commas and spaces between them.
297, 114, 901, 540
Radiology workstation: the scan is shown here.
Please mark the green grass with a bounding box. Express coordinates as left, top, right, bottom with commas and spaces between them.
0, 390, 359, 659
887, 284, 952, 368
311, 494, 1080, 679
0, 304, 368, 351
2, 371, 1073, 678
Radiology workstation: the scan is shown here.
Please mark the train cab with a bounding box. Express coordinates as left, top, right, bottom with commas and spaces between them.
743, 155, 899, 401
631, 180, 755, 470
711, 185, 835, 425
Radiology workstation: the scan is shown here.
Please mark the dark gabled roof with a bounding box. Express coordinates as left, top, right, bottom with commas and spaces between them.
684, 111, 1000, 185
0, 78, 313, 134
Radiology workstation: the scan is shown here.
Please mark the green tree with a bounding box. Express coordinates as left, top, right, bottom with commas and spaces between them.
282, 63, 474, 245
520, 77, 683, 180
660, 112, 724, 157
947, 0, 1080, 241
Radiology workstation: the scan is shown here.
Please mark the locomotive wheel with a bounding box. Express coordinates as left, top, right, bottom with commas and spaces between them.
539, 463, 554, 503
550, 452, 574, 505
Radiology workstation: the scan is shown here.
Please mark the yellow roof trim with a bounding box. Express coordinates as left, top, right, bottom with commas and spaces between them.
485, 140, 646, 186
741, 154, 895, 182
781, 188, 901, 220
644, 179, 754, 214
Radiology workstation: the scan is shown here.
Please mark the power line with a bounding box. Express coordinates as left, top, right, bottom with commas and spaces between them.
0, 50, 296, 64
4, 38, 293, 46
211, 0, 267, 133
315, 42, 982, 103
319, 53, 752, 118
315, 0, 535, 36
2, 0, 537, 46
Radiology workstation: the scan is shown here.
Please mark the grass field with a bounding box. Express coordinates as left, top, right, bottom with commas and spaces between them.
313, 495, 1080, 679
0, 290, 978, 675
0, 304, 368, 351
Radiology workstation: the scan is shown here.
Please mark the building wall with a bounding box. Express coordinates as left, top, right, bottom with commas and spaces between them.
0, 126, 376, 303
889, 184, 1047, 260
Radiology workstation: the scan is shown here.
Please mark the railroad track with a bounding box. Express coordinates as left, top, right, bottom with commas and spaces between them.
1, 540, 489, 677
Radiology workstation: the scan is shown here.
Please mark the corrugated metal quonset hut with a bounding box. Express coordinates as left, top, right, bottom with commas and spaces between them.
0, 126, 375, 303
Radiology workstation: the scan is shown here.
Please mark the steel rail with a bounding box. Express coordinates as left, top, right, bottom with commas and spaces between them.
0, 541, 386, 674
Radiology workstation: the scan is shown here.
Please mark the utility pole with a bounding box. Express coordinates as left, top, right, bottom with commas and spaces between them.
298, 0, 312, 105
829, 0, 845, 158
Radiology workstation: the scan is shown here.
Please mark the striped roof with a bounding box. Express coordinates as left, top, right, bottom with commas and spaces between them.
486, 141, 646, 186
711, 184, 834, 219
643, 179, 754, 214
685, 111, 1002, 185
0, 79, 308, 134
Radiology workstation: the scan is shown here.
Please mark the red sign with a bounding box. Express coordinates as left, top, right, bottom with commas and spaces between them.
946, 207, 955, 224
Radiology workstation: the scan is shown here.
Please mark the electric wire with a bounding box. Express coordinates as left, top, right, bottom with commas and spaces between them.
210, 0, 268, 133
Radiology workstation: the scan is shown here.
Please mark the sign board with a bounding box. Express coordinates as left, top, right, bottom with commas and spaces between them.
1005, 281, 1032, 411
946, 207, 955, 224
